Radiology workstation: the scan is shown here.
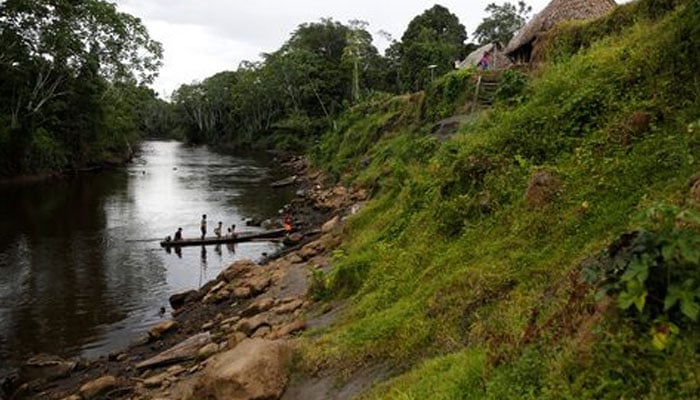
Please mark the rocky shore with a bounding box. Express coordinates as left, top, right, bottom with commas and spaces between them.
3, 156, 369, 400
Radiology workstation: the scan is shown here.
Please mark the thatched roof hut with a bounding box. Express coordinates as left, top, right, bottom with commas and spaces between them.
505, 0, 616, 62
455, 42, 512, 70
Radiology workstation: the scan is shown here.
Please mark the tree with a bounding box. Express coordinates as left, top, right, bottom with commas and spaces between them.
398, 5, 467, 92
473, 1, 532, 46
0, 0, 163, 175
343, 20, 377, 103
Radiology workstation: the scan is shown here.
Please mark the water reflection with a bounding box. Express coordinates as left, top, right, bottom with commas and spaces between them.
0, 141, 294, 376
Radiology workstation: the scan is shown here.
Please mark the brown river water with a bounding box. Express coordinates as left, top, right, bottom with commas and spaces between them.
0, 141, 294, 377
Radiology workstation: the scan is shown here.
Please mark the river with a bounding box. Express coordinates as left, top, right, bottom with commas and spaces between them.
0, 141, 295, 377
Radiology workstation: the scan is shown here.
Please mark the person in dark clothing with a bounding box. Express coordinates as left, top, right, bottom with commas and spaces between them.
174, 227, 183, 241
200, 214, 207, 239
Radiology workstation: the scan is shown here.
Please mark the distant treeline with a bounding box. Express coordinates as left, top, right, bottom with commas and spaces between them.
168, 5, 487, 150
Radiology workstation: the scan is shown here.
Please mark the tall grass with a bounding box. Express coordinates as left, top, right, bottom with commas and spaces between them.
306, 1, 700, 398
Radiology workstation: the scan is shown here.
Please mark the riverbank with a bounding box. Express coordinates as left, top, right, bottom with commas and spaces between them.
3, 156, 368, 400
0, 150, 136, 186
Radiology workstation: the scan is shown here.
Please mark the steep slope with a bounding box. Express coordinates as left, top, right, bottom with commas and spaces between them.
303, 0, 700, 398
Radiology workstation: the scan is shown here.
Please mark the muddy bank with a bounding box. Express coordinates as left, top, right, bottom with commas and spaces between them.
2, 155, 369, 400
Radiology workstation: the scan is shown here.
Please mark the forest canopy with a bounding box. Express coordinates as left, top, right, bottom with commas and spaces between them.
0, 0, 164, 176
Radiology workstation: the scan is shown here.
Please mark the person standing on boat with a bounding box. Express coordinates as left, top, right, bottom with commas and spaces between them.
200, 214, 207, 239
214, 221, 223, 238
230, 224, 237, 238
174, 227, 183, 241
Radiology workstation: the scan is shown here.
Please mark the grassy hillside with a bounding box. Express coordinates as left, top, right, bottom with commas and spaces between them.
304, 0, 700, 398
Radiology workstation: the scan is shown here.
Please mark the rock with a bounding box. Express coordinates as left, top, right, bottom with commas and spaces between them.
210, 281, 227, 293
22, 354, 77, 382
270, 175, 297, 188
350, 202, 366, 215
234, 315, 270, 336
227, 332, 248, 349
273, 299, 304, 315
352, 188, 370, 201
246, 276, 271, 295
144, 372, 169, 388
203, 288, 231, 304
187, 339, 292, 400
221, 316, 241, 326
136, 333, 212, 370
273, 320, 307, 339
169, 290, 199, 310
218, 260, 257, 283
524, 171, 562, 208
332, 186, 348, 197
79, 375, 118, 400
232, 286, 252, 299
116, 353, 129, 362
288, 252, 304, 264
299, 240, 325, 260
202, 321, 215, 331
188, 364, 203, 374
61, 395, 81, 400
251, 326, 271, 339
167, 365, 186, 376
198, 343, 219, 359
241, 297, 275, 318
321, 215, 342, 234
149, 320, 178, 340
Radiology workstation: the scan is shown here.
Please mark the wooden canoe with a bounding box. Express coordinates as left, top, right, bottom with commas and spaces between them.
160, 228, 289, 248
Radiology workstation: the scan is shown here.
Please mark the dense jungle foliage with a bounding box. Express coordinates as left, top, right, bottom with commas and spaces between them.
303, 0, 700, 398
0, 0, 169, 177
0, 2, 528, 175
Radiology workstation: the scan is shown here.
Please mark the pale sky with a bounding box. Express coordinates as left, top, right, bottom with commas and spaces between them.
114, 0, 628, 97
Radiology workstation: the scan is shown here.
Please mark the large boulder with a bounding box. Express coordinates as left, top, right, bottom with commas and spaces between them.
187, 339, 292, 400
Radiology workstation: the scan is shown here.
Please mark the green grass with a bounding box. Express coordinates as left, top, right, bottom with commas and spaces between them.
305, 1, 700, 398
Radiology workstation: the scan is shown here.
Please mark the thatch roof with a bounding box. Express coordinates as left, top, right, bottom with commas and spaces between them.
456, 42, 512, 70
505, 0, 617, 56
